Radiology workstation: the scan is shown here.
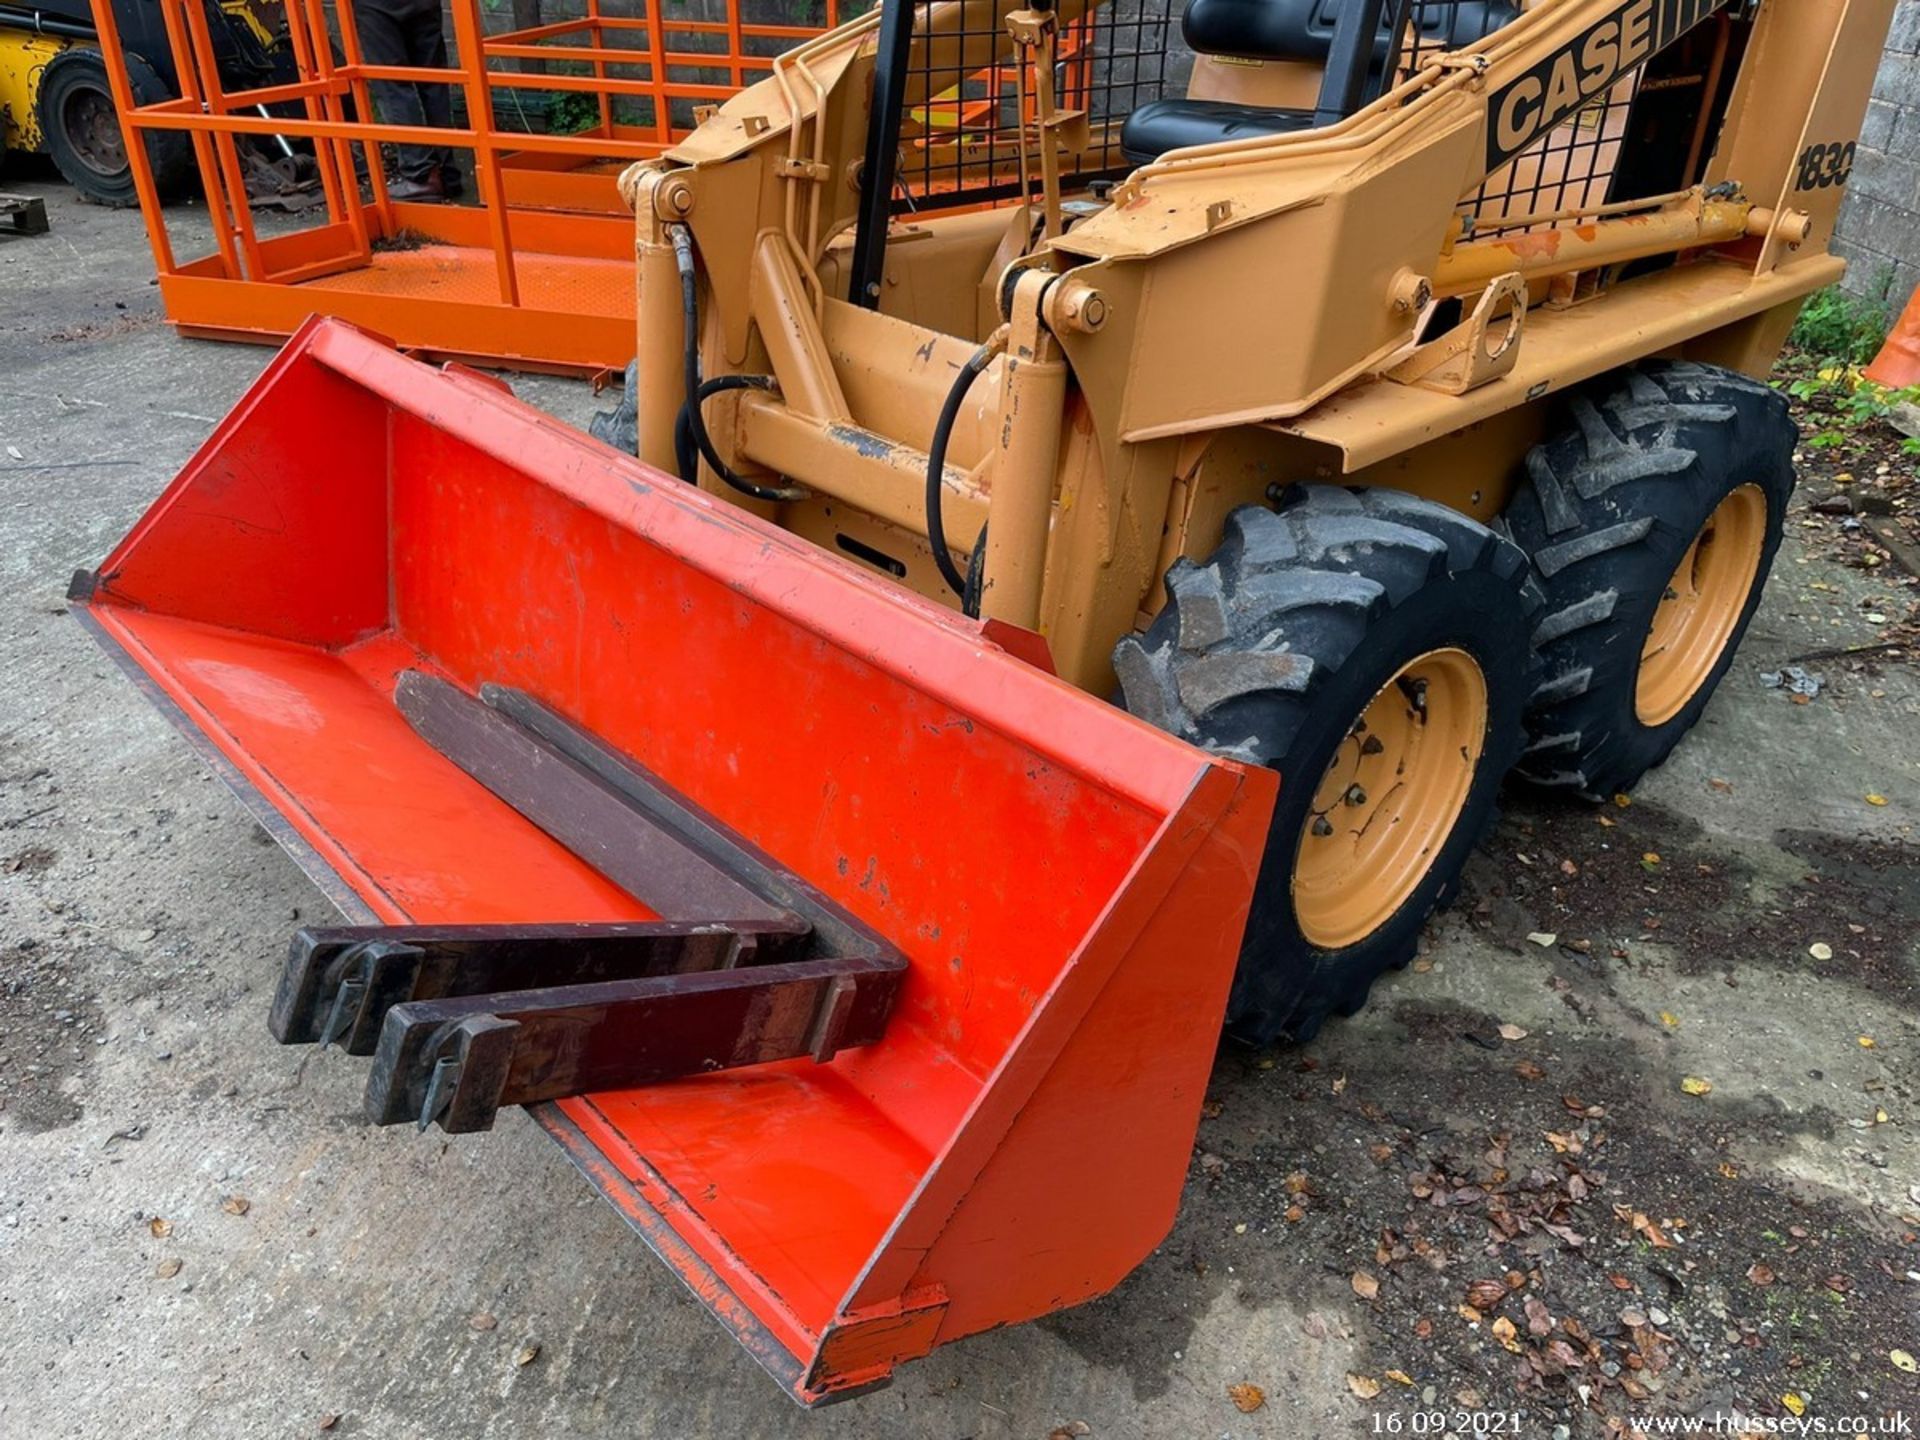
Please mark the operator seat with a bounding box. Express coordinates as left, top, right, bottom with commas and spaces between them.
1120, 0, 1520, 164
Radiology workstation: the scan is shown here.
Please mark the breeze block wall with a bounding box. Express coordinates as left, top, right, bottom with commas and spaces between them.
1834, 0, 1920, 307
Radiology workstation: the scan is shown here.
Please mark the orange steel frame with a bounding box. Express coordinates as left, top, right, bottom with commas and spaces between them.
93, 0, 844, 373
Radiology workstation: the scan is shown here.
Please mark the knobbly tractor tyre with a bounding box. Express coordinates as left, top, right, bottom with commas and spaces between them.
1114, 487, 1542, 1046
1503, 361, 1798, 800
38, 48, 191, 207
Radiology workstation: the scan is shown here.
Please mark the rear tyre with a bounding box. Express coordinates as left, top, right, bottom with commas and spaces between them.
39, 48, 192, 207
1503, 361, 1797, 800
1114, 487, 1541, 1046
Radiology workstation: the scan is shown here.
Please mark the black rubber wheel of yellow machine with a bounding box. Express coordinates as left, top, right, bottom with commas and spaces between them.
39, 48, 192, 208
1114, 488, 1543, 1046
1502, 361, 1798, 801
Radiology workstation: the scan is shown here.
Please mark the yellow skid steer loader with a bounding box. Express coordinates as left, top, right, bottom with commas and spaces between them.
73, 0, 1892, 1404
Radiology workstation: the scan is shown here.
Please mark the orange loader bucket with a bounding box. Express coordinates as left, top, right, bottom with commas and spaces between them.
71, 318, 1276, 1405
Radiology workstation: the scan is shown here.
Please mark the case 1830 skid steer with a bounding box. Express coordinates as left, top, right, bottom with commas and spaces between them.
72, 0, 1893, 1407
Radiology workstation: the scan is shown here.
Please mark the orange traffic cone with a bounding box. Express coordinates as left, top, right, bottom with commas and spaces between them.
1864, 283, 1920, 388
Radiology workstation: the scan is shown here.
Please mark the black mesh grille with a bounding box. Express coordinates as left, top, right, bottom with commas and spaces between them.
894, 0, 1178, 210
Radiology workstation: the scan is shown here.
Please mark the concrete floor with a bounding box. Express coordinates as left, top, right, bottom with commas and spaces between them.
1, 179, 1916, 1440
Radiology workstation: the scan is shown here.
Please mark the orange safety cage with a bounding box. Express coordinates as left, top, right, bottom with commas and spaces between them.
93, 0, 848, 372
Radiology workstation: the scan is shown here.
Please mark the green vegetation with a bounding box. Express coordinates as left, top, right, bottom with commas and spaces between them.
1788, 284, 1893, 367
546, 89, 603, 134
1778, 278, 1920, 458
1785, 372, 1920, 456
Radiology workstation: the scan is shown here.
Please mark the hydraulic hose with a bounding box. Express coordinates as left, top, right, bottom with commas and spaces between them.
674, 375, 774, 493
926, 340, 999, 606
668, 225, 807, 504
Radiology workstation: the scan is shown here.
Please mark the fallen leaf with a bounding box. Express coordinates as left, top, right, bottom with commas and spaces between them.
1620, 1307, 1648, 1329
1513, 1060, 1546, 1082
1352, 1270, 1380, 1300
1614, 793, 1632, 808
1525, 1296, 1554, 1337
1347, 1374, 1382, 1400
1659, 1012, 1680, 1029
1285, 1204, 1305, 1223
469, 1312, 498, 1331
318, 1416, 341, 1433
154, 1258, 183, 1279
1610, 1274, 1634, 1290
1048, 1425, 1092, 1440
1866, 794, 1888, 807
1719, 1162, 1739, 1179
148, 1217, 172, 1239
1681, 1076, 1714, 1097
1413, 1317, 1434, 1340
1491, 1316, 1522, 1353
1892, 1349, 1918, 1374
1385, 1369, 1415, 1386
1631, 1213, 1674, 1248
1209, 1379, 1264, 1415
1859, 1035, 1876, 1049
1642, 852, 1662, 869
1782, 1394, 1806, 1417
1497, 1023, 1529, 1041
1748, 1264, 1775, 1286
1526, 932, 1559, 948
1466, 1279, 1508, 1311
514, 1344, 541, 1367
1809, 942, 1834, 961
220, 1196, 251, 1217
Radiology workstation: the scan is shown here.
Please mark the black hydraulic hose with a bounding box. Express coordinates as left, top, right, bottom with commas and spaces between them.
926, 344, 996, 604
668, 224, 807, 504
962, 525, 989, 619
674, 375, 772, 490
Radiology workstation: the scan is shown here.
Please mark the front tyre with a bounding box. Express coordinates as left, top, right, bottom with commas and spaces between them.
1503, 361, 1797, 800
1114, 488, 1542, 1046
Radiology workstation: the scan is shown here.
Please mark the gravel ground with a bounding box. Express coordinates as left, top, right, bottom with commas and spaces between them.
1, 178, 1917, 1440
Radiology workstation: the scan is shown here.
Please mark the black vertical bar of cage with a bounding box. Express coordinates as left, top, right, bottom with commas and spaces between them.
1362, 0, 1417, 106
1315, 0, 1393, 125
849, 0, 918, 307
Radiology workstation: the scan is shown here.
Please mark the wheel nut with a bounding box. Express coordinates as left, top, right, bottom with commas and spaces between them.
1345, 785, 1367, 807
1311, 815, 1335, 837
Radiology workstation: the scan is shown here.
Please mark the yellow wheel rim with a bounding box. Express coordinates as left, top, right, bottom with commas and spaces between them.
1292, 647, 1488, 951
1636, 484, 1767, 727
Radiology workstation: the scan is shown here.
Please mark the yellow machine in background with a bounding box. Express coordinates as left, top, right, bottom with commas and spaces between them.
0, 0, 294, 205
0, 25, 66, 160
